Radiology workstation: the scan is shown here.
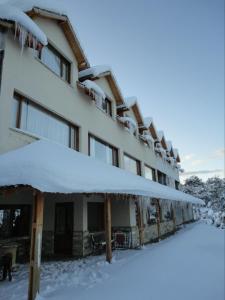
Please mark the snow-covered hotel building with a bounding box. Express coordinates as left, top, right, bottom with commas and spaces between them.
0, 2, 202, 276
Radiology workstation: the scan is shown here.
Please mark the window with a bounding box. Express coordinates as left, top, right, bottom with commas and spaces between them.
175, 181, 180, 190
89, 135, 118, 166
157, 170, 167, 185
124, 153, 141, 175
95, 96, 112, 116
39, 44, 71, 83
11, 93, 79, 150
146, 200, 158, 225
144, 165, 156, 181
88, 202, 104, 232
0, 205, 31, 239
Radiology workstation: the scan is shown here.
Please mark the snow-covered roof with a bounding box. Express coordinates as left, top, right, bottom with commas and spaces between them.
79, 65, 111, 79
144, 117, 153, 128
124, 96, 138, 108
0, 140, 203, 205
78, 65, 124, 105
166, 140, 173, 152
2, 0, 67, 16
157, 130, 165, 141
0, 4, 47, 45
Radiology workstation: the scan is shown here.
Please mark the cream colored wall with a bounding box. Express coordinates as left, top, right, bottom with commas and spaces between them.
0, 16, 179, 183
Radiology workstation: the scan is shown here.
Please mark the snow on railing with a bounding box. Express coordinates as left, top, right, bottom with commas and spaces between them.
117, 116, 137, 134
139, 131, 154, 147
82, 80, 106, 109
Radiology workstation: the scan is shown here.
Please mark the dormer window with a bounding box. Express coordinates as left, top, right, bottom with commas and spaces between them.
39, 44, 71, 83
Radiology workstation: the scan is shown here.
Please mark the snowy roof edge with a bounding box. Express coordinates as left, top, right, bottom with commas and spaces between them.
0, 140, 204, 205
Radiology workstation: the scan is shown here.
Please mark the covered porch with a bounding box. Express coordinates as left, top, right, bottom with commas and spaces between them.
0, 140, 203, 300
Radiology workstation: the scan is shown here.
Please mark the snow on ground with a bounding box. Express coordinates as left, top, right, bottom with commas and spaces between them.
0, 222, 224, 300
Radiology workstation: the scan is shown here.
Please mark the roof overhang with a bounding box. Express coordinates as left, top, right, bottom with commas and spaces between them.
27, 7, 90, 70
0, 140, 203, 205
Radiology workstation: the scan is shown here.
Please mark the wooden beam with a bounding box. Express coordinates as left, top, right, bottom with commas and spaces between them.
28, 191, 44, 300
104, 195, 112, 263
172, 203, 176, 232
136, 199, 144, 247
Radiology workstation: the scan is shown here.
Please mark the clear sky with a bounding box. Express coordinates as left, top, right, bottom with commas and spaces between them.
5, 0, 225, 181
68, 0, 224, 182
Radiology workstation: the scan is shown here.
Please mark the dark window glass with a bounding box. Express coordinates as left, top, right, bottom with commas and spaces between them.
124, 154, 141, 175
157, 171, 167, 185
88, 202, 104, 232
0, 205, 31, 239
89, 135, 118, 166
40, 44, 70, 83
175, 181, 180, 190
11, 94, 78, 150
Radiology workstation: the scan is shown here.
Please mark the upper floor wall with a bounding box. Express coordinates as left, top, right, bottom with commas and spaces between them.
0, 15, 180, 184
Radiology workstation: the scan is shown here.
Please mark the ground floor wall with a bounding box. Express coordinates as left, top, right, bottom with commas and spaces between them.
0, 191, 195, 261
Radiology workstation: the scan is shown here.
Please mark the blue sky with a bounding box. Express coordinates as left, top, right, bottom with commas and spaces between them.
68, 0, 224, 181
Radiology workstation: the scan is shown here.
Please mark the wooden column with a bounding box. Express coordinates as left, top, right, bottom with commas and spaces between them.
136, 199, 144, 247
28, 191, 44, 300
104, 195, 112, 263
156, 199, 161, 240
172, 203, 176, 232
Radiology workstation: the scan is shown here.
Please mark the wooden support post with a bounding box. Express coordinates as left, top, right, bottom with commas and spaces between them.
156, 199, 161, 240
28, 191, 44, 300
172, 204, 176, 232
136, 200, 144, 247
104, 195, 112, 263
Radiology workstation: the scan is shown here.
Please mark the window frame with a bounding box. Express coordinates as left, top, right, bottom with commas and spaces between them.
124, 153, 141, 176
39, 43, 71, 83
0, 204, 31, 239
144, 164, 157, 181
88, 134, 119, 167
12, 92, 79, 151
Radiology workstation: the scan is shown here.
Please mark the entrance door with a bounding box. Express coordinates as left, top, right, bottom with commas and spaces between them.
54, 202, 73, 255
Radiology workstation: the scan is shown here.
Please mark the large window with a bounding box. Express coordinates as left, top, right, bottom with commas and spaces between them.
157, 170, 167, 185
0, 205, 31, 239
88, 202, 104, 232
11, 93, 79, 150
124, 153, 141, 175
144, 165, 156, 181
89, 135, 118, 166
39, 44, 71, 83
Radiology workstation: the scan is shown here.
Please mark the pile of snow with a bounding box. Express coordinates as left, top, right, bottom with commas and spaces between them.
0, 4, 48, 48
200, 206, 225, 229
117, 116, 137, 134
0, 140, 203, 204
79, 65, 111, 79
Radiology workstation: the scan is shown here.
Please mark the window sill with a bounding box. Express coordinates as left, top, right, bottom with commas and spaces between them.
35, 57, 73, 89
9, 127, 40, 141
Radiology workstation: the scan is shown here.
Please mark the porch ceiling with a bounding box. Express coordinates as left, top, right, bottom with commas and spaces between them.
0, 140, 203, 205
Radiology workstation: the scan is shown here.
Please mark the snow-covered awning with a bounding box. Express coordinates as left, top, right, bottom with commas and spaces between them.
0, 140, 203, 205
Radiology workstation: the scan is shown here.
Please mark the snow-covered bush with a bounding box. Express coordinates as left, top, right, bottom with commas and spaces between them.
182, 176, 225, 229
